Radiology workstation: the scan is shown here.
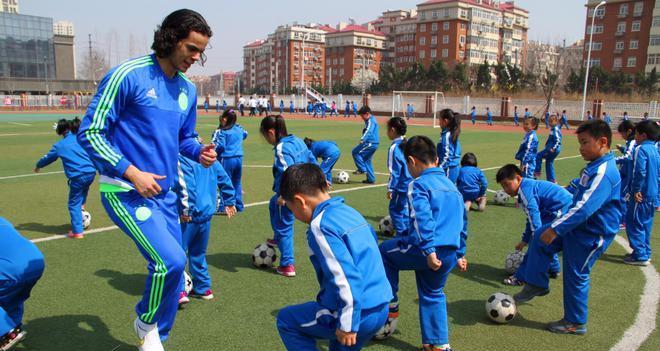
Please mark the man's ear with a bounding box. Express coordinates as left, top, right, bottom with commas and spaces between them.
293, 194, 307, 209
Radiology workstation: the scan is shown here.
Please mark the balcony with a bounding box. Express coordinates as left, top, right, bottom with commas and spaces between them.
618, 12, 628, 18
615, 31, 624, 37
614, 48, 623, 54
633, 11, 643, 17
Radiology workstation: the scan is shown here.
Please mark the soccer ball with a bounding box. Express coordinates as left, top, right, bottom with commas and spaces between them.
485, 292, 517, 324
373, 316, 398, 340
378, 216, 394, 236
504, 251, 525, 275
82, 210, 92, 229
252, 243, 277, 268
493, 190, 510, 205
336, 171, 350, 184
183, 271, 193, 295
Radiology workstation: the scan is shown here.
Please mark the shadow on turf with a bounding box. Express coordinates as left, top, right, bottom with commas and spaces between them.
15, 222, 70, 235
450, 262, 504, 289
18, 314, 133, 350
206, 252, 257, 273
447, 299, 548, 331
95, 269, 146, 296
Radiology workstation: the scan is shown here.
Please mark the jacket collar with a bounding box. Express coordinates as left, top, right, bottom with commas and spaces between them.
312, 197, 344, 219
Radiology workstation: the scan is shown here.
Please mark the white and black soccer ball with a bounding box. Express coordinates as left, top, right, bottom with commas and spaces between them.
336, 171, 350, 184
504, 251, 525, 275
485, 292, 517, 324
379, 216, 394, 236
373, 315, 398, 340
183, 271, 193, 295
493, 190, 510, 205
82, 210, 92, 229
252, 243, 278, 268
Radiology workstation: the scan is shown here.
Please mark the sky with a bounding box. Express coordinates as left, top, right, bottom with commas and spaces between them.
21, 0, 587, 76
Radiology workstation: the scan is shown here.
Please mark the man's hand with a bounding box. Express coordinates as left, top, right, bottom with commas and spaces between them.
33, 168, 40, 173
199, 144, 217, 168
540, 227, 558, 245
124, 165, 165, 198
336, 329, 357, 347
180, 215, 192, 223
426, 252, 442, 271
634, 192, 643, 203
387, 191, 392, 200
515, 241, 527, 251
616, 143, 622, 150
457, 257, 468, 272
224, 206, 237, 218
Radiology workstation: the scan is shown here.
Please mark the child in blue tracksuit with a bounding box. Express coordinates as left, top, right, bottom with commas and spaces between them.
215, 100, 220, 113
406, 104, 415, 120
496, 165, 571, 286
174, 155, 236, 304
515, 117, 539, 178
486, 107, 493, 126
513, 106, 520, 126
35, 118, 96, 238
524, 108, 530, 119
352, 101, 358, 117
544, 111, 550, 129
560, 110, 570, 130
615, 120, 637, 227
513, 120, 622, 335
457, 153, 488, 212
0, 217, 45, 350
437, 109, 462, 183
260, 115, 317, 277
623, 120, 659, 265
352, 106, 380, 184
304, 137, 341, 185
344, 101, 350, 117
386, 117, 413, 237
212, 109, 248, 212
222, 100, 227, 111
289, 101, 294, 114
276, 164, 392, 350
470, 106, 476, 125
380, 135, 463, 351
279, 100, 284, 114
535, 114, 562, 183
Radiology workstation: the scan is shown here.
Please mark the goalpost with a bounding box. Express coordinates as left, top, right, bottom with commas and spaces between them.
391, 91, 446, 128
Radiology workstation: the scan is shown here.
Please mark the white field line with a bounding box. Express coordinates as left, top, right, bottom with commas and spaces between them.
7, 121, 32, 126
0, 170, 64, 180
0, 132, 50, 137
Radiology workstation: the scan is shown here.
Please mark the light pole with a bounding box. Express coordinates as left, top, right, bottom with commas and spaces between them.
581, 0, 606, 120
300, 32, 307, 103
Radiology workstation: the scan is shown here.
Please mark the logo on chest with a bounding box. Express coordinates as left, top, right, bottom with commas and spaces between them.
146, 88, 157, 100
178, 92, 188, 111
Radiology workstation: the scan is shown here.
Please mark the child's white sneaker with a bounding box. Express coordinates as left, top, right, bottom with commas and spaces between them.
134, 318, 164, 351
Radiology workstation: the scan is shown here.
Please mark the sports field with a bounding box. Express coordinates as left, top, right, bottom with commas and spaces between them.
0, 112, 657, 350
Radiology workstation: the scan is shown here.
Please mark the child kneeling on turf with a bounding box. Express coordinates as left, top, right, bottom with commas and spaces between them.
276, 164, 391, 350
496, 164, 572, 286
379, 136, 464, 351
514, 120, 623, 335
174, 154, 236, 306
456, 152, 488, 212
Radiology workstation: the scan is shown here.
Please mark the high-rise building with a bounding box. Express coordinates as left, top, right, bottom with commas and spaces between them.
0, 12, 55, 80
243, 39, 265, 92
53, 21, 74, 36
373, 9, 418, 70
0, 0, 19, 14
584, 0, 655, 75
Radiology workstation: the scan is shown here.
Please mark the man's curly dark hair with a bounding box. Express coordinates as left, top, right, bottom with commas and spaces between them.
151, 9, 212, 58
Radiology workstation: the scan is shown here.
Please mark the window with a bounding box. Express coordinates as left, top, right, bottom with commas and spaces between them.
459, 51, 465, 58
431, 23, 438, 32
461, 23, 466, 29
630, 40, 639, 49
442, 48, 449, 58
634, 2, 644, 16
654, 16, 660, 27
443, 35, 449, 44
431, 36, 437, 45
613, 58, 622, 68
648, 53, 660, 65
587, 24, 604, 34
443, 22, 450, 30
589, 7, 605, 18
460, 36, 466, 44
326, 58, 331, 65
619, 3, 628, 16
615, 41, 624, 50
420, 23, 426, 32
432, 10, 438, 19
431, 49, 437, 58
651, 35, 660, 46
592, 42, 602, 51
627, 57, 637, 67
617, 22, 626, 33
420, 11, 426, 20
419, 50, 426, 59
632, 21, 641, 32
339, 57, 344, 64
420, 37, 426, 45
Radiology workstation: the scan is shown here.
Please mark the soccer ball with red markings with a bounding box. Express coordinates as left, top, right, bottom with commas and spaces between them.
252, 243, 277, 268
486, 292, 517, 324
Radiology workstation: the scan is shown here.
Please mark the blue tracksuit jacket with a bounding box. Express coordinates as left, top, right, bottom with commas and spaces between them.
545, 125, 562, 153
77, 54, 201, 192
387, 136, 412, 193
272, 135, 317, 194
456, 166, 488, 201
36, 132, 96, 178
630, 140, 659, 201
616, 137, 637, 195
174, 156, 235, 223
437, 129, 461, 172
307, 197, 392, 332
515, 130, 538, 168
212, 124, 248, 158
310, 140, 340, 161
361, 115, 379, 145
517, 178, 572, 244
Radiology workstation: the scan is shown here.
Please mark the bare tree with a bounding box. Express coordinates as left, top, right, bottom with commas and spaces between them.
79, 47, 110, 83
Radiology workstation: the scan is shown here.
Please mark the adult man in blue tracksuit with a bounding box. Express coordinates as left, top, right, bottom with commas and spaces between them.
387, 134, 412, 237
496, 165, 571, 286
305, 139, 341, 185
352, 106, 379, 184
276, 164, 391, 350
535, 115, 562, 183
77, 10, 217, 349
380, 136, 463, 351
0, 218, 45, 350
514, 120, 622, 335
35, 119, 97, 238
174, 156, 235, 302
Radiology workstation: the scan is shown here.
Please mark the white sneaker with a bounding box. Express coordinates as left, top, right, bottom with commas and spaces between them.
134, 318, 164, 351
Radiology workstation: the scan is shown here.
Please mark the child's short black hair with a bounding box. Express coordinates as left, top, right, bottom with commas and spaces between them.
461, 152, 478, 167
387, 117, 407, 136
576, 120, 612, 147
303, 137, 314, 149
279, 163, 329, 201
526, 116, 539, 130
634, 120, 660, 141
55, 118, 70, 136
259, 115, 288, 141
403, 135, 437, 165
496, 164, 522, 183
617, 120, 635, 134
69, 117, 82, 134
358, 106, 371, 115
220, 109, 237, 130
